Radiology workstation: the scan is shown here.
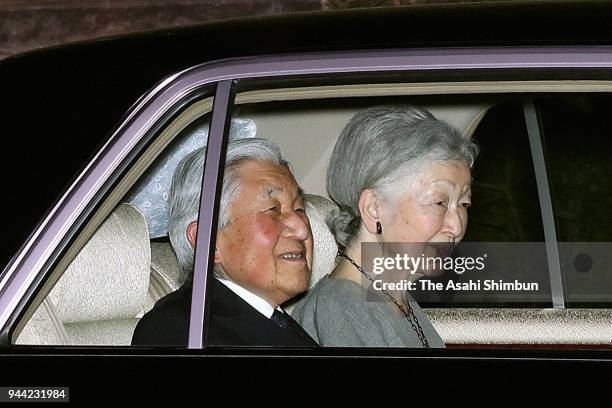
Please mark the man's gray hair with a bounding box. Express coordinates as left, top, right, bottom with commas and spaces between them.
326, 105, 479, 247
168, 137, 289, 278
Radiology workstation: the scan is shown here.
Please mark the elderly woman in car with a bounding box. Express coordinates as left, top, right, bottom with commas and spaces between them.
292, 105, 478, 348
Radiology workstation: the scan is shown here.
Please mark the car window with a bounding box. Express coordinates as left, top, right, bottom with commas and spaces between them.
538, 94, 612, 307
11, 93, 218, 348
203, 84, 561, 349
10, 64, 612, 352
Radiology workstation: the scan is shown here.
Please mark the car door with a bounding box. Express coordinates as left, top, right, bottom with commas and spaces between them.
3, 47, 612, 394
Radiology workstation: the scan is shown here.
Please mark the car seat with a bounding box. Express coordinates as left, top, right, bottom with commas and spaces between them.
16, 203, 151, 345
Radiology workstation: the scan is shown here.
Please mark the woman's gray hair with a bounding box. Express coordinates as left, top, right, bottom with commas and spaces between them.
168, 137, 289, 278
327, 105, 479, 247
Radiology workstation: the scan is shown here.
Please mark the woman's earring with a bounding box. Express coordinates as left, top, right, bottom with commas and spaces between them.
376, 221, 382, 234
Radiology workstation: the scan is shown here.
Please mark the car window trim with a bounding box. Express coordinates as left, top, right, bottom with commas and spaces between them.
189, 80, 235, 349
523, 99, 565, 308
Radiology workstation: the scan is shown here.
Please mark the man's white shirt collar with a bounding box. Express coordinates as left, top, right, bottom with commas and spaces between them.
216, 277, 283, 319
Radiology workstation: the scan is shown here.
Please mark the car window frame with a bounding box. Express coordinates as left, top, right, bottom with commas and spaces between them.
193, 49, 612, 350
206, 88, 608, 348
4, 47, 612, 351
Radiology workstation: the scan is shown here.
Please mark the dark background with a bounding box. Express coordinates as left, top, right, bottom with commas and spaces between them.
0, 0, 504, 60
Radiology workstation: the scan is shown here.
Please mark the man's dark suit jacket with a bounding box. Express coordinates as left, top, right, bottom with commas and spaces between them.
131, 278, 318, 347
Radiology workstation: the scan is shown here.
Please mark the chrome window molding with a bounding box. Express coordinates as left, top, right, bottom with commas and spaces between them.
3, 46, 612, 345
524, 100, 565, 309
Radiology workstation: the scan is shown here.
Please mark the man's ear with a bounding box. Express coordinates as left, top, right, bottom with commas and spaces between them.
358, 189, 381, 235
188, 221, 224, 267
214, 246, 223, 266
213, 230, 224, 266
186, 221, 198, 249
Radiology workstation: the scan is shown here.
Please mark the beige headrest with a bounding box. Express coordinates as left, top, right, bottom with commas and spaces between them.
49, 203, 151, 323
304, 194, 338, 289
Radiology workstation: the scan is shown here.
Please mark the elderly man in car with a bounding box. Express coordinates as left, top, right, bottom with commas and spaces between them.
132, 137, 318, 347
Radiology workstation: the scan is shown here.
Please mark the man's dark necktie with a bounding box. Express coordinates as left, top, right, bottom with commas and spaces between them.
271, 309, 318, 345
270, 309, 293, 329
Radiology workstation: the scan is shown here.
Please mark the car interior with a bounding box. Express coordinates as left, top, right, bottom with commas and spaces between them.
13, 84, 612, 347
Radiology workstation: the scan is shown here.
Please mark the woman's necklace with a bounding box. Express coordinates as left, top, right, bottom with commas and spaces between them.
336, 251, 430, 348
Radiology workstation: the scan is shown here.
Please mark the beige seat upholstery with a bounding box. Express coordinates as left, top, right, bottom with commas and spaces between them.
284, 194, 338, 313
15, 298, 70, 345
143, 241, 183, 313
302, 194, 338, 290
17, 203, 151, 345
